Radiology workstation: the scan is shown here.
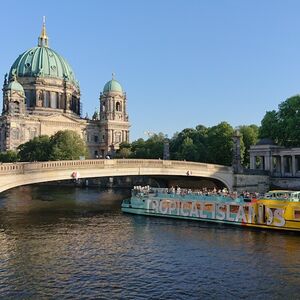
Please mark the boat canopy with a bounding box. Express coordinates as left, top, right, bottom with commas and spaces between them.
264, 190, 300, 202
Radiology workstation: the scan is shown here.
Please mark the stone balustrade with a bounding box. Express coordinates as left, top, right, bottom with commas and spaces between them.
0, 159, 235, 193
0, 159, 232, 174
0, 159, 272, 193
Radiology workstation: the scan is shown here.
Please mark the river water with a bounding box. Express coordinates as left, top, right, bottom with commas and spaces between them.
0, 185, 299, 299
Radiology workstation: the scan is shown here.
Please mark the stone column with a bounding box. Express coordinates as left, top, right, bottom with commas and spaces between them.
107, 129, 111, 149
250, 155, 256, 169
109, 97, 112, 119
280, 155, 284, 177
264, 153, 270, 170
113, 97, 115, 120
292, 155, 296, 176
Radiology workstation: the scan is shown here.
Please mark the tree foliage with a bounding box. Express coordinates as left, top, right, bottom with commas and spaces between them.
117, 134, 165, 159
17, 130, 87, 162
206, 122, 234, 165
119, 122, 247, 166
238, 125, 259, 167
50, 130, 88, 160
170, 127, 207, 161
259, 110, 279, 143
115, 142, 132, 158
0, 150, 19, 162
260, 95, 300, 146
18, 135, 51, 162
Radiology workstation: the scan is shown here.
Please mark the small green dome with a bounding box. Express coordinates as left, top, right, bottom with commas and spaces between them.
103, 79, 123, 93
9, 46, 78, 86
7, 77, 24, 94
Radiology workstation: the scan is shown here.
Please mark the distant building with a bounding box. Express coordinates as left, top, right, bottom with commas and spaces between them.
249, 138, 300, 177
0, 20, 130, 158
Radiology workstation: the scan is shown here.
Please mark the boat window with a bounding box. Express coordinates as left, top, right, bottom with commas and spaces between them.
265, 191, 293, 200
294, 210, 300, 220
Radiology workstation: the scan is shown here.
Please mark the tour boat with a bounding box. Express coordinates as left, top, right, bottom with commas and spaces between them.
121, 187, 300, 232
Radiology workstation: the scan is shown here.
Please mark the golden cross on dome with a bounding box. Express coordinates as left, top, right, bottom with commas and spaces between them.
38, 16, 49, 47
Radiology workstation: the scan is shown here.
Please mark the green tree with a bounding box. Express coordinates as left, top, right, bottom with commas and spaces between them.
170, 126, 208, 162
238, 125, 259, 167
130, 134, 165, 159
18, 135, 51, 162
259, 110, 279, 142
131, 138, 148, 158
179, 137, 199, 161
116, 141, 132, 158
276, 96, 300, 146
50, 130, 88, 160
0, 150, 19, 162
206, 122, 234, 165
145, 133, 165, 159
18, 130, 87, 162
259, 95, 300, 146
116, 147, 132, 158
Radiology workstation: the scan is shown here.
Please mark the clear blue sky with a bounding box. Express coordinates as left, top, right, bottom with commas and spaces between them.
1, 0, 300, 140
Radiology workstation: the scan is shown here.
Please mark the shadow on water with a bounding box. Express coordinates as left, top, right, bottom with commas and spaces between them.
0, 185, 131, 229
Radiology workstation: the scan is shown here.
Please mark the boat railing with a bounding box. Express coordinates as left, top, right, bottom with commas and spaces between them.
259, 191, 300, 202
132, 186, 248, 203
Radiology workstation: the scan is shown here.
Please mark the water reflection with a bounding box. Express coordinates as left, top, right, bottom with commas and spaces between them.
0, 185, 299, 299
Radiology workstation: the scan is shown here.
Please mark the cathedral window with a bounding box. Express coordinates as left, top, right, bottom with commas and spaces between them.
115, 132, 121, 143
58, 93, 64, 109
44, 91, 50, 107
116, 102, 121, 112
25, 90, 35, 107
13, 101, 20, 114
94, 135, 99, 143
50, 92, 57, 108
12, 128, 20, 140
72, 96, 77, 113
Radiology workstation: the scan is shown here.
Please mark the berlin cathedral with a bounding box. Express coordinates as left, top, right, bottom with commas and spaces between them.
0, 20, 130, 158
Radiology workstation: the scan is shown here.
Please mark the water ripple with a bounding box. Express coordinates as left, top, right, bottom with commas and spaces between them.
0, 186, 299, 299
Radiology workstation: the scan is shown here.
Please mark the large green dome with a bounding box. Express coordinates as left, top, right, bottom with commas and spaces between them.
9, 46, 78, 86
103, 79, 123, 93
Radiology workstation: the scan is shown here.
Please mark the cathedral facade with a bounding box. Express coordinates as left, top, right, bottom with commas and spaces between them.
0, 20, 130, 158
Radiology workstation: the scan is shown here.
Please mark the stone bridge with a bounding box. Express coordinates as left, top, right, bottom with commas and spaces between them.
0, 159, 235, 193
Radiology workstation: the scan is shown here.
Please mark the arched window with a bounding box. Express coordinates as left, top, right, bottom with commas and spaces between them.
13, 101, 20, 114
115, 131, 121, 143
12, 128, 20, 140
116, 102, 121, 112
50, 92, 57, 108
44, 91, 50, 107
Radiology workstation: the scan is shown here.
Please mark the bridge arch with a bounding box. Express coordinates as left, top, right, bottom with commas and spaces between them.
0, 159, 234, 193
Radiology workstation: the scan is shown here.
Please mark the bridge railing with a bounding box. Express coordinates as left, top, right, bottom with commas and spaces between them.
0, 163, 26, 174
0, 159, 232, 174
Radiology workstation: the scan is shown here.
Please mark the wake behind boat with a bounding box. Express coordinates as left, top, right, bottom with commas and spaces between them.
121, 187, 300, 232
